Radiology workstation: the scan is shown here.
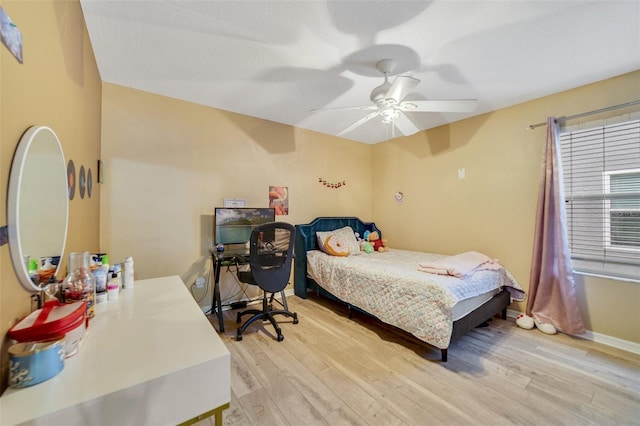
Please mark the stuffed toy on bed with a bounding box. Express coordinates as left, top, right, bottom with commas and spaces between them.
367, 231, 388, 252
360, 240, 374, 253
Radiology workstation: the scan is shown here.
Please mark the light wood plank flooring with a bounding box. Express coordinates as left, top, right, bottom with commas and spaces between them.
199, 294, 640, 426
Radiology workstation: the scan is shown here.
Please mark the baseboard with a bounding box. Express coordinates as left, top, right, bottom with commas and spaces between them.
200, 288, 295, 315
507, 309, 640, 355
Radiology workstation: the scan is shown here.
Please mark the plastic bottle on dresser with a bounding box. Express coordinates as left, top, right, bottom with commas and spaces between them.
28, 259, 39, 284
123, 257, 134, 289
107, 265, 120, 301
93, 267, 108, 304
101, 255, 111, 301
101, 254, 110, 276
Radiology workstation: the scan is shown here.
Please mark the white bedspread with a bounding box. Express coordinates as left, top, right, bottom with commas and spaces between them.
306, 249, 525, 349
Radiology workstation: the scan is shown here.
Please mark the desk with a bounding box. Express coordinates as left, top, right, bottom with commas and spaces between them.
0, 276, 230, 425
210, 248, 249, 332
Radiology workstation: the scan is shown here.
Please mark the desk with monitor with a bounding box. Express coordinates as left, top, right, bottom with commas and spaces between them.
211, 207, 276, 332
209, 247, 250, 333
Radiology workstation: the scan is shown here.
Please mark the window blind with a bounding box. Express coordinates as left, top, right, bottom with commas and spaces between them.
559, 119, 640, 282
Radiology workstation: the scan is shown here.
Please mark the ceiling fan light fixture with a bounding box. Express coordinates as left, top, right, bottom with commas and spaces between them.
380, 107, 400, 123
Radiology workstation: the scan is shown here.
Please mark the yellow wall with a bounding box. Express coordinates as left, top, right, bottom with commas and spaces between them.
0, 0, 101, 391
372, 71, 640, 344
100, 83, 372, 306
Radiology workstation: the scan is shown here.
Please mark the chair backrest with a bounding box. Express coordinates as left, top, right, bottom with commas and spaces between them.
248, 222, 295, 294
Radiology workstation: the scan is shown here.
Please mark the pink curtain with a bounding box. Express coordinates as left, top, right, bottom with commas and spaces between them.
527, 116, 585, 334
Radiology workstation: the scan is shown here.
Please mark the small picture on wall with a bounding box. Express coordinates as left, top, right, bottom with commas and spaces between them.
269, 186, 288, 216
97, 159, 104, 184
79, 165, 86, 199
87, 168, 93, 198
223, 198, 246, 208
67, 159, 76, 200
0, 7, 23, 64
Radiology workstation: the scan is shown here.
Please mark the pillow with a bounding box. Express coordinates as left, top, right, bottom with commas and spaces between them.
323, 235, 350, 257
316, 226, 361, 256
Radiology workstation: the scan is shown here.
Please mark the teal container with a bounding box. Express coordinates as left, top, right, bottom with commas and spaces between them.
9, 338, 65, 388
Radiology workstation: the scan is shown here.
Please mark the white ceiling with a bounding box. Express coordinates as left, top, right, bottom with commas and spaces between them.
80, 0, 640, 144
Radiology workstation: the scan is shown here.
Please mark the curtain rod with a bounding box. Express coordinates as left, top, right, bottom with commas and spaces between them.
527, 100, 640, 130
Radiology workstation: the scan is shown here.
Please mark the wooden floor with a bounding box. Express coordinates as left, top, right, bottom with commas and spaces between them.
198, 294, 640, 426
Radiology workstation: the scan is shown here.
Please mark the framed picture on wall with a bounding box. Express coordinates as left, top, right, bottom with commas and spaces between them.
269, 186, 288, 216
223, 199, 246, 208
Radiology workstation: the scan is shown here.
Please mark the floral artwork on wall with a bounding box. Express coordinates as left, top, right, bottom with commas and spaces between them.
269, 186, 288, 215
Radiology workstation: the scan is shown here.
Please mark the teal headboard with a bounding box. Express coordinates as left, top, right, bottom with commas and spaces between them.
294, 217, 380, 298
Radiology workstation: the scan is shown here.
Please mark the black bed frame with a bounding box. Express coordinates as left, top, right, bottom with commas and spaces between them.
294, 217, 510, 362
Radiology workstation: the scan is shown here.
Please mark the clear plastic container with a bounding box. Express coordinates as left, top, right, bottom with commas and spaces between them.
62, 252, 96, 318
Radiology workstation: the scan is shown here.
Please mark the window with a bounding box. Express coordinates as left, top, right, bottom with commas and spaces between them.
560, 119, 640, 282
604, 169, 640, 249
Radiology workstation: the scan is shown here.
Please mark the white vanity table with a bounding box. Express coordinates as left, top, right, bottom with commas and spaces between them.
0, 275, 230, 425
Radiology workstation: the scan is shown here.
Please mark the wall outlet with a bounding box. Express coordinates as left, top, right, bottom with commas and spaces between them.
458, 168, 466, 179
195, 277, 206, 288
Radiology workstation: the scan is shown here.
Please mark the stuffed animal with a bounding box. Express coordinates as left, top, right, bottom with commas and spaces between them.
367, 231, 388, 252
360, 240, 374, 253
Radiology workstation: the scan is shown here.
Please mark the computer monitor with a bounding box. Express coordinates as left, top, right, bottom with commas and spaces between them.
214, 207, 276, 246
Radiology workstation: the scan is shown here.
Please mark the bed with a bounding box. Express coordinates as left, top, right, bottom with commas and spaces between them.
294, 217, 526, 362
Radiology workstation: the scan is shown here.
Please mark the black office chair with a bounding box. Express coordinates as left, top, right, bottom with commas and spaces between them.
236, 222, 298, 342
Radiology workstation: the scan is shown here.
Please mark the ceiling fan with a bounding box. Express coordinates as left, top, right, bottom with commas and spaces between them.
318, 59, 478, 138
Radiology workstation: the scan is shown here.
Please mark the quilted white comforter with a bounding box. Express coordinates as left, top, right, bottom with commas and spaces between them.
306, 249, 525, 349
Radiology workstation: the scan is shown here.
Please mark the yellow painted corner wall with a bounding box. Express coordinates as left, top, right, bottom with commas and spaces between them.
100, 83, 372, 308
372, 71, 640, 344
0, 0, 101, 391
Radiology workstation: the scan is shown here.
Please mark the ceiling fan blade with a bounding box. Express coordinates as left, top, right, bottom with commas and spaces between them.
311, 105, 377, 112
385, 76, 420, 102
337, 111, 380, 136
393, 113, 420, 136
399, 99, 478, 113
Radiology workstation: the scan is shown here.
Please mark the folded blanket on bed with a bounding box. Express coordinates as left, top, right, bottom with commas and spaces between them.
417, 251, 502, 277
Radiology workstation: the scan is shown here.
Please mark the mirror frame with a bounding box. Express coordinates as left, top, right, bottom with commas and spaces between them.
7, 126, 69, 293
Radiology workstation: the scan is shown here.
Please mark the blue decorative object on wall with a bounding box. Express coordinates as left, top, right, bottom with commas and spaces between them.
67, 159, 75, 200
79, 165, 86, 199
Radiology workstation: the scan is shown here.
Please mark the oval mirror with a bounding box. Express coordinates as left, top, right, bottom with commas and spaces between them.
8, 126, 69, 293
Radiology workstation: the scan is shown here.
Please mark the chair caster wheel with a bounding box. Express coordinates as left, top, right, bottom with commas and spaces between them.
236, 333, 243, 341
277, 334, 284, 342
293, 314, 299, 325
